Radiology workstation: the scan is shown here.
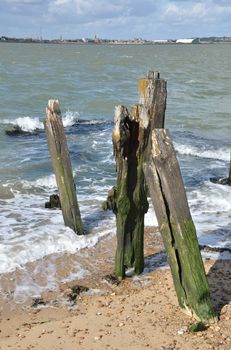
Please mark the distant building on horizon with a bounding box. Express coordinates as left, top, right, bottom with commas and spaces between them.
176, 38, 199, 44
152, 39, 169, 44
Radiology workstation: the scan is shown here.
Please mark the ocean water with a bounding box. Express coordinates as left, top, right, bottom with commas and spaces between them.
0, 43, 230, 304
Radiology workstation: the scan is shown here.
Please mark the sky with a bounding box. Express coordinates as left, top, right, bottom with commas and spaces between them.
0, 0, 231, 40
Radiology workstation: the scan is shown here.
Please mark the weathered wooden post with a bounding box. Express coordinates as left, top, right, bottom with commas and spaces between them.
103, 71, 165, 280
138, 71, 215, 321
143, 128, 215, 322
138, 71, 167, 129
104, 105, 149, 279
44, 100, 84, 235
228, 150, 231, 185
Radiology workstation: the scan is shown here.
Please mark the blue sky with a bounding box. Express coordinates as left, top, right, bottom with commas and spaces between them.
0, 0, 231, 40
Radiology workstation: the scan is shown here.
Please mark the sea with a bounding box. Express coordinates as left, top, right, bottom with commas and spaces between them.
0, 42, 230, 307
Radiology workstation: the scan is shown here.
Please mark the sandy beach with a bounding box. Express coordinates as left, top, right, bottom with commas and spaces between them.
0, 229, 230, 350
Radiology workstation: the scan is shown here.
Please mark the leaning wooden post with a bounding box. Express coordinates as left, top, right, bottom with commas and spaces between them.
44, 100, 84, 235
143, 129, 215, 322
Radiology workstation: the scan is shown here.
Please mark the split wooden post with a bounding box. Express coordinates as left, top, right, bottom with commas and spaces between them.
143, 128, 215, 322
44, 100, 84, 235
103, 71, 166, 280
104, 105, 149, 279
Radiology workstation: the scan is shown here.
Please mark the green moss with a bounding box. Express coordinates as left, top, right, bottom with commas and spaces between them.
117, 176, 131, 217
229, 151, 231, 182
159, 218, 215, 322
188, 322, 207, 333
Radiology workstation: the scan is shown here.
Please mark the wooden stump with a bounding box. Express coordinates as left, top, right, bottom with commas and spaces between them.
110, 105, 149, 279
44, 100, 84, 235
45, 194, 61, 209
143, 129, 215, 322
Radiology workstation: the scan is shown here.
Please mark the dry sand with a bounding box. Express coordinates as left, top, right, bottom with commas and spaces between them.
0, 229, 230, 350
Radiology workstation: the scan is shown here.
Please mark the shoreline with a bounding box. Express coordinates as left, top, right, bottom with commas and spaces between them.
0, 259, 230, 350
0, 227, 230, 349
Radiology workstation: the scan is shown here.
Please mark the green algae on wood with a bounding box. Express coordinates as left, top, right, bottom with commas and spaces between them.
103, 71, 165, 280
44, 100, 84, 235
143, 128, 215, 322
111, 105, 149, 280
228, 150, 231, 185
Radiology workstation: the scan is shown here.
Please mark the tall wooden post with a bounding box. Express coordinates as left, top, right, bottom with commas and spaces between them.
138, 71, 167, 129
143, 128, 215, 322
44, 100, 84, 235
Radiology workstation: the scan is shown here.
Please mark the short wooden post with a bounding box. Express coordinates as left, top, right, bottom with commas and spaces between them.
44, 100, 84, 235
143, 128, 215, 322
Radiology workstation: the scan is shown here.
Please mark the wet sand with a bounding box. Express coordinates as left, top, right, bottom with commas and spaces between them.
0, 228, 230, 350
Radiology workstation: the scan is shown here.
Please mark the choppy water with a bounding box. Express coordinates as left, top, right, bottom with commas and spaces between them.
0, 43, 230, 304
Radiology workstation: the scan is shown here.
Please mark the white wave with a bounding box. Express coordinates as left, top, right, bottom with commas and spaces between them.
189, 181, 231, 214
21, 174, 57, 190
32, 174, 57, 189
185, 79, 196, 84
2, 111, 81, 132
2, 116, 44, 132
188, 181, 231, 247
62, 110, 80, 127
0, 191, 114, 274
78, 119, 108, 125
120, 55, 133, 58
174, 142, 230, 162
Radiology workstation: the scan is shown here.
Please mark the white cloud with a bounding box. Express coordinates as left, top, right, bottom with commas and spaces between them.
49, 0, 124, 17
3, 0, 43, 3
164, 1, 231, 23
0, 0, 231, 39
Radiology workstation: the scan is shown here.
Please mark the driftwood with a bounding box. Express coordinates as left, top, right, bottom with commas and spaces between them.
143, 129, 215, 322
44, 100, 84, 235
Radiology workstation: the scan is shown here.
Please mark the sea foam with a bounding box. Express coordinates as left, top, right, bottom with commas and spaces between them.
174, 142, 230, 162
2, 111, 81, 133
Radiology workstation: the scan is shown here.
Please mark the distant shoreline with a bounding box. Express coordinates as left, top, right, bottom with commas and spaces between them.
1, 35, 231, 45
